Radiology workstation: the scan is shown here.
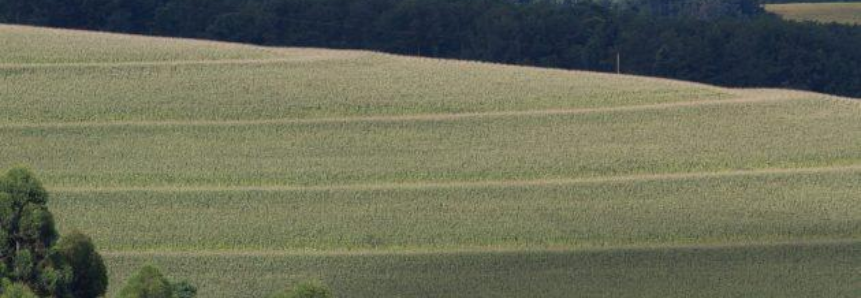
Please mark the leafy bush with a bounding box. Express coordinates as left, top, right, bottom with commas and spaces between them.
118, 265, 198, 298
173, 280, 198, 298
118, 265, 175, 298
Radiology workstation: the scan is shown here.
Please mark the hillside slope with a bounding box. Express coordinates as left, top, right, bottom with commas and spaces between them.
2, 25, 860, 297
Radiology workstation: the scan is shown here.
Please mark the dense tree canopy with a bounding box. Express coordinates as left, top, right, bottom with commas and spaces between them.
1, 0, 860, 97
0, 168, 72, 297
56, 232, 108, 298
606, 0, 764, 19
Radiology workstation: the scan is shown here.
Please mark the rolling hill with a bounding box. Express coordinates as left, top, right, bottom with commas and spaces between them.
766, 2, 861, 25
2, 25, 861, 297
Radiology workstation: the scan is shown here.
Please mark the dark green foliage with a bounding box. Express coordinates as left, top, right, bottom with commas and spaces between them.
0, 194, 11, 257
11, 250, 34, 281
34, 262, 73, 298
1, 0, 861, 97
1, 168, 48, 207
609, 0, 764, 19
17, 204, 57, 253
0, 279, 38, 298
57, 231, 108, 298
118, 265, 174, 298
270, 281, 333, 298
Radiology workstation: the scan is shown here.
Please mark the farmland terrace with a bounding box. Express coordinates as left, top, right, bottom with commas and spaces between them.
2, 25, 861, 297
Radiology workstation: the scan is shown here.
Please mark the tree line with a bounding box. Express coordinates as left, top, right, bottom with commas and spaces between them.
1, 0, 860, 97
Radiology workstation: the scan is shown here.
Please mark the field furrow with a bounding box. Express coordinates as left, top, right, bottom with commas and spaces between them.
0, 93, 808, 129
47, 163, 861, 193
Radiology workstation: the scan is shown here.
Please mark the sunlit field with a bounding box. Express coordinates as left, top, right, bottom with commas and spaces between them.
766, 2, 861, 25
2, 25, 861, 297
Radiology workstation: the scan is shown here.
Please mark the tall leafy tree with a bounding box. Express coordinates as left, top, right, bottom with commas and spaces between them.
56, 231, 108, 298
0, 167, 73, 297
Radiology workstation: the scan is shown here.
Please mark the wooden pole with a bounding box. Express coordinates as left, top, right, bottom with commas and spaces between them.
616, 52, 620, 74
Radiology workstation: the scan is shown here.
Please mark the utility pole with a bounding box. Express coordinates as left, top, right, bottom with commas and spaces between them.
616, 52, 621, 74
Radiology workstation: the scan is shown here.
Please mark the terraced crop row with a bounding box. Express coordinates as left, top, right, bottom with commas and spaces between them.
101, 242, 861, 297
50, 170, 861, 252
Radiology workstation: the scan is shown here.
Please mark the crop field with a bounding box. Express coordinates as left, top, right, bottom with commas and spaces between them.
103, 242, 861, 298
2, 25, 861, 297
766, 2, 861, 25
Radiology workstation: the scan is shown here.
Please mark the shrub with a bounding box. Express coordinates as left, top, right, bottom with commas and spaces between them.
270, 280, 333, 298
118, 265, 174, 298
173, 280, 198, 298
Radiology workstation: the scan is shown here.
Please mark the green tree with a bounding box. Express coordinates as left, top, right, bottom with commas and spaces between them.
0, 167, 72, 296
118, 265, 174, 298
57, 231, 108, 298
